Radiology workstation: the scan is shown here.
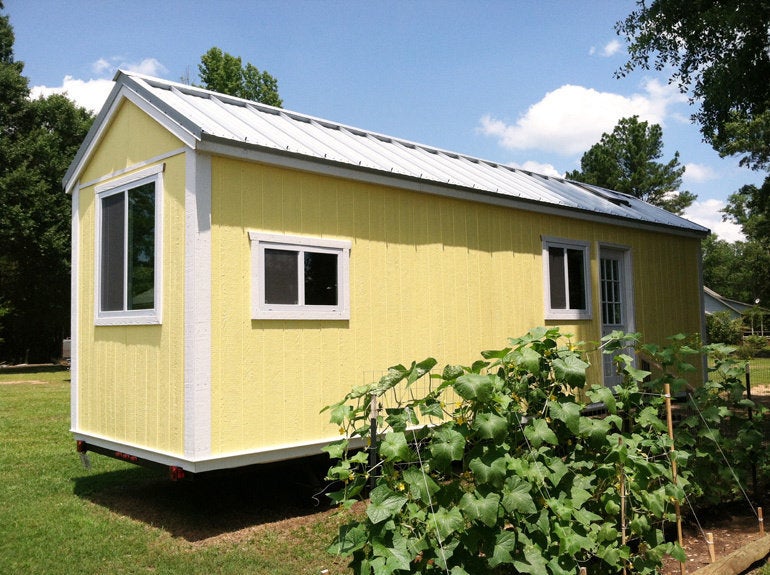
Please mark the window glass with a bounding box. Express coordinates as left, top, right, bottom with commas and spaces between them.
95, 165, 162, 325
265, 248, 299, 304
100, 193, 125, 311
566, 248, 586, 310
304, 252, 338, 306
543, 238, 591, 320
548, 246, 566, 309
250, 232, 350, 320
127, 183, 155, 310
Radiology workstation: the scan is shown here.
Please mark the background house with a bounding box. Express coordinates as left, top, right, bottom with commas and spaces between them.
64, 72, 709, 475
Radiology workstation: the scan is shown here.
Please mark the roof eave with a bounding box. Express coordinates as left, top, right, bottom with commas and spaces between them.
198, 133, 709, 239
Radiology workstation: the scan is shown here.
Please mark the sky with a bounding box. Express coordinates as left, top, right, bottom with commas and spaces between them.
5, 0, 765, 241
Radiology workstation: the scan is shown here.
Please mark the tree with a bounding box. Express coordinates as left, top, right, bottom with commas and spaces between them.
197, 47, 282, 107
617, 2, 770, 259
0, 8, 93, 362
565, 116, 694, 214
617, 1, 770, 172
701, 234, 770, 305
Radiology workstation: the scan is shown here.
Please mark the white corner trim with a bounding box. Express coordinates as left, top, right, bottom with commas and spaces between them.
70, 186, 80, 431
183, 151, 212, 459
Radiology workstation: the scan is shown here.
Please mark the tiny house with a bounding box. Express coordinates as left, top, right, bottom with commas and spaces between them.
64, 71, 708, 476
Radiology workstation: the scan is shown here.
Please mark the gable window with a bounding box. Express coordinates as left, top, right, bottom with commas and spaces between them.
543, 237, 591, 320
250, 232, 351, 320
95, 165, 163, 325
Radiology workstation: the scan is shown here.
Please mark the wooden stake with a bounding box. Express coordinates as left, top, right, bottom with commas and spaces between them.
664, 383, 686, 575
706, 532, 716, 562
759, 507, 765, 535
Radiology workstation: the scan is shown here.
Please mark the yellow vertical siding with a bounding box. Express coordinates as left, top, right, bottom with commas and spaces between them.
209, 158, 704, 455
75, 101, 186, 455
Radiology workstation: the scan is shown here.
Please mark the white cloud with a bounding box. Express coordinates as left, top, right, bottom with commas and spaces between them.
589, 39, 623, 57
29, 58, 169, 114
683, 163, 718, 184
508, 160, 563, 178
30, 76, 114, 113
683, 198, 745, 242
479, 79, 687, 156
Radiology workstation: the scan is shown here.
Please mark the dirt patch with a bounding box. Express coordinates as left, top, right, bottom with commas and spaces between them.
662, 505, 768, 574
0, 380, 49, 385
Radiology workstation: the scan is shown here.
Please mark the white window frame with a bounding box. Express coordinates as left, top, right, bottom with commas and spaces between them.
94, 164, 164, 326
249, 232, 351, 320
542, 236, 592, 321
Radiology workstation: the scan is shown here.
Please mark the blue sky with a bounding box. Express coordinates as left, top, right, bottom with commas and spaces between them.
6, 0, 763, 240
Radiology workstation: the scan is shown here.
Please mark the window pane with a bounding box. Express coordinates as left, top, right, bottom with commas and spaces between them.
548, 246, 566, 309
127, 183, 155, 310
101, 193, 125, 311
265, 248, 298, 304
304, 252, 338, 306
566, 248, 586, 310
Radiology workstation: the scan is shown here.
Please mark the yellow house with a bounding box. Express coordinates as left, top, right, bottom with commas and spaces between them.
63, 71, 708, 476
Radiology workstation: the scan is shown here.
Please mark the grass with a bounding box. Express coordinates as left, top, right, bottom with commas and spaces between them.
0, 369, 354, 575
749, 357, 770, 386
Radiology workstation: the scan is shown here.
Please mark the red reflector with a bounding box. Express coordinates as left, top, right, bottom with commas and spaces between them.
76, 440, 87, 453
169, 466, 185, 481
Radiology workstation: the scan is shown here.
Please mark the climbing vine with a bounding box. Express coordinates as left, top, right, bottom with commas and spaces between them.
324, 328, 695, 574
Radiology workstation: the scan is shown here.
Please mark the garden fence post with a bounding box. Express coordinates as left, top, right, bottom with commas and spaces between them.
664, 382, 686, 575
369, 392, 378, 491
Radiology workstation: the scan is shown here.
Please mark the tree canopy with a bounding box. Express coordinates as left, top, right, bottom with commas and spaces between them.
617, 1, 770, 172
0, 8, 93, 362
565, 115, 694, 214
617, 0, 770, 269
197, 47, 282, 107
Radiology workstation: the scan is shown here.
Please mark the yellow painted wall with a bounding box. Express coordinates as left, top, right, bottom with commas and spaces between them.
209, 157, 704, 455
75, 100, 186, 455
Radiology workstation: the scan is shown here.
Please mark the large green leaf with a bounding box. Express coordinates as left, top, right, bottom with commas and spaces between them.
489, 530, 517, 568
513, 346, 542, 373
551, 354, 589, 386
402, 466, 439, 504
328, 522, 368, 555
459, 491, 500, 527
407, 357, 438, 385
429, 426, 466, 467
501, 477, 536, 515
427, 506, 464, 541
469, 450, 508, 489
548, 400, 581, 434
513, 544, 549, 574
472, 412, 508, 441
379, 431, 410, 461
366, 485, 408, 524
454, 373, 494, 401
523, 418, 558, 448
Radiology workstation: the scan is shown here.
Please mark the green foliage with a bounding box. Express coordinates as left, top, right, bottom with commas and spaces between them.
324, 328, 692, 575
0, 10, 93, 362
616, 2, 770, 172
702, 233, 770, 307
197, 47, 283, 107
674, 345, 768, 507
565, 116, 694, 215
705, 311, 744, 346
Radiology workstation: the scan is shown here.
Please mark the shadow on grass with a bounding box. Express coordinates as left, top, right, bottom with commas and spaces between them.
72, 455, 335, 542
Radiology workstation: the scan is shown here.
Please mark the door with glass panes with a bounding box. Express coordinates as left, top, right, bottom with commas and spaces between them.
600, 248, 633, 388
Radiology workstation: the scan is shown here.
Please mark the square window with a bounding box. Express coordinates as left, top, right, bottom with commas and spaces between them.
543, 238, 591, 320
95, 165, 163, 325
250, 232, 350, 320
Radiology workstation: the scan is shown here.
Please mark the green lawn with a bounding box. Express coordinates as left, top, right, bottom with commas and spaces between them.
749, 357, 770, 386
0, 369, 353, 575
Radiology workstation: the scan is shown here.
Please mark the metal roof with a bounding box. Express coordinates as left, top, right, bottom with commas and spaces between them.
64, 71, 709, 237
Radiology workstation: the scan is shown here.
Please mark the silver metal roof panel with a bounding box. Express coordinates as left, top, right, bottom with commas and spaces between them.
64, 71, 709, 238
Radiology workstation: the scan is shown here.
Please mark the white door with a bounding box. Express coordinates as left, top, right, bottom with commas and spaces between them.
600, 248, 632, 388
